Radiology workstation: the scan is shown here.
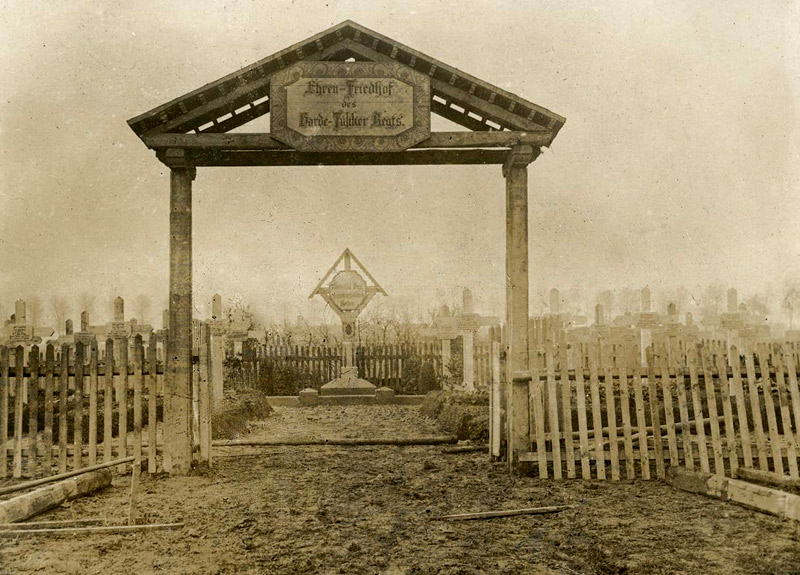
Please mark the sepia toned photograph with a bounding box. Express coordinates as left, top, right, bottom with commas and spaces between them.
1, 1, 798, 573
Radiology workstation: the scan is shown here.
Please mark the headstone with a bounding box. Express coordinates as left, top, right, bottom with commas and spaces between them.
211, 294, 222, 321
727, 288, 738, 314
595, 304, 604, 326
65, 319, 74, 336
114, 297, 125, 322
549, 288, 561, 315
81, 311, 89, 332
641, 287, 651, 313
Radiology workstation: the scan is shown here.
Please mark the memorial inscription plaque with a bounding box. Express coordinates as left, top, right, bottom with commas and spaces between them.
270, 62, 431, 152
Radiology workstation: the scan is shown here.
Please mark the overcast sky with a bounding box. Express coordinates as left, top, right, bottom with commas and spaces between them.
1, 1, 798, 327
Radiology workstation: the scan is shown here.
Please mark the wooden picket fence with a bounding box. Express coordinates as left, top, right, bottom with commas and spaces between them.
0, 333, 213, 482
234, 339, 497, 391
518, 340, 800, 481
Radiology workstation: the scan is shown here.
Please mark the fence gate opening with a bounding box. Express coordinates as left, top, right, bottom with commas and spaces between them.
127, 20, 566, 475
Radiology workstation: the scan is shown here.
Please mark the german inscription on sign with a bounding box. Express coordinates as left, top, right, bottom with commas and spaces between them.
270, 62, 431, 152
328, 271, 368, 311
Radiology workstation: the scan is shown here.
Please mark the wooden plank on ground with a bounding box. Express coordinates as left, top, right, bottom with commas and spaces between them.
756, 345, 783, 476
588, 341, 606, 480
545, 344, 562, 479
730, 346, 753, 469
699, 344, 725, 476
715, 348, 739, 477
665, 467, 800, 521
646, 347, 665, 479
631, 343, 650, 479
43, 345, 54, 476
617, 343, 635, 479
560, 341, 575, 478
688, 346, 710, 473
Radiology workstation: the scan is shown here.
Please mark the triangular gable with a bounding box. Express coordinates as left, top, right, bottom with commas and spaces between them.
128, 20, 565, 145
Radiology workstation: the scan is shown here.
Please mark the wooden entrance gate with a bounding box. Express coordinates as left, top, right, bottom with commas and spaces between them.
127, 20, 566, 474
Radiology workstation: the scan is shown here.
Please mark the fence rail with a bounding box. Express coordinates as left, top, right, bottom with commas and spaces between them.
516, 340, 800, 482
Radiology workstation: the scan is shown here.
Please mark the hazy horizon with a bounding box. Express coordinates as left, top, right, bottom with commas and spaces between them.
2, 1, 798, 329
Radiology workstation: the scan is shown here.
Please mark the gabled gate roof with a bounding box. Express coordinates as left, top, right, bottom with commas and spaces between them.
127, 20, 565, 146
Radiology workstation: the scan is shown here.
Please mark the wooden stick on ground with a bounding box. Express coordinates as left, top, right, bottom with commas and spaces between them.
0, 522, 184, 536
431, 504, 576, 521
0, 518, 104, 530
0, 456, 135, 497
212, 436, 458, 447
440, 445, 488, 454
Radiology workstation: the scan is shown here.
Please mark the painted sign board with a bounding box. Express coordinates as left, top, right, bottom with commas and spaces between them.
270, 62, 431, 152
328, 271, 368, 311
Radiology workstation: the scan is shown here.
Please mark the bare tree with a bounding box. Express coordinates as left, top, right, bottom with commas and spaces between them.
78, 292, 96, 317
783, 278, 800, 330
50, 295, 70, 333
134, 294, 152, 324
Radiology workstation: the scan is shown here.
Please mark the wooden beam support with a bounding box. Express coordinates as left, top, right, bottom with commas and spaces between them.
504, 144, 537, 469
143, 131, 552, 150
158, 148, 510, 167
165, 154, 195, 475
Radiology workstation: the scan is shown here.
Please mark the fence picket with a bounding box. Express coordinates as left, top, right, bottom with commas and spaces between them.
631, 344, 650, 479
573, 343, 591, 479
104, 339, 114, 463
89, 345, 98, 467
602, 342, 619, 480
742, 352, 768, 474
545, 344, 561, 479
58, 344, 68, 473
0, 347, 7, 478
783, 349, 800, 448
133, 336, 144, 472
730, 346, 752, 469
772, 345, 798, 479
688, 346, 710, 473
756, 345, 783, 475
28, 346, 39, 478
698, 344, 724, 475
119, 339, 128, 462
658, 346, 679, 469
531, 352, 547, 478
645, 347, 664, 479
715, 349, 738, 477
148, 334, 158, 474
560, 341, 575, 478
14, 346, 24, 478
588, 341, 606, 480
74, 342, 84, 471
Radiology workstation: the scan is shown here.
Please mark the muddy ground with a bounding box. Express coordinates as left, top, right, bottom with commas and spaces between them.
1, 405, 798, 574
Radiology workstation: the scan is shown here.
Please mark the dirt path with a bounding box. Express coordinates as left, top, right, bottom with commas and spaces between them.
2, 405, 798, 574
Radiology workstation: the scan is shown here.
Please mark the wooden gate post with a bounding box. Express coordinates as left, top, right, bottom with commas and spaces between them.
504, 145, 536, 468
165, 152, 195, 475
